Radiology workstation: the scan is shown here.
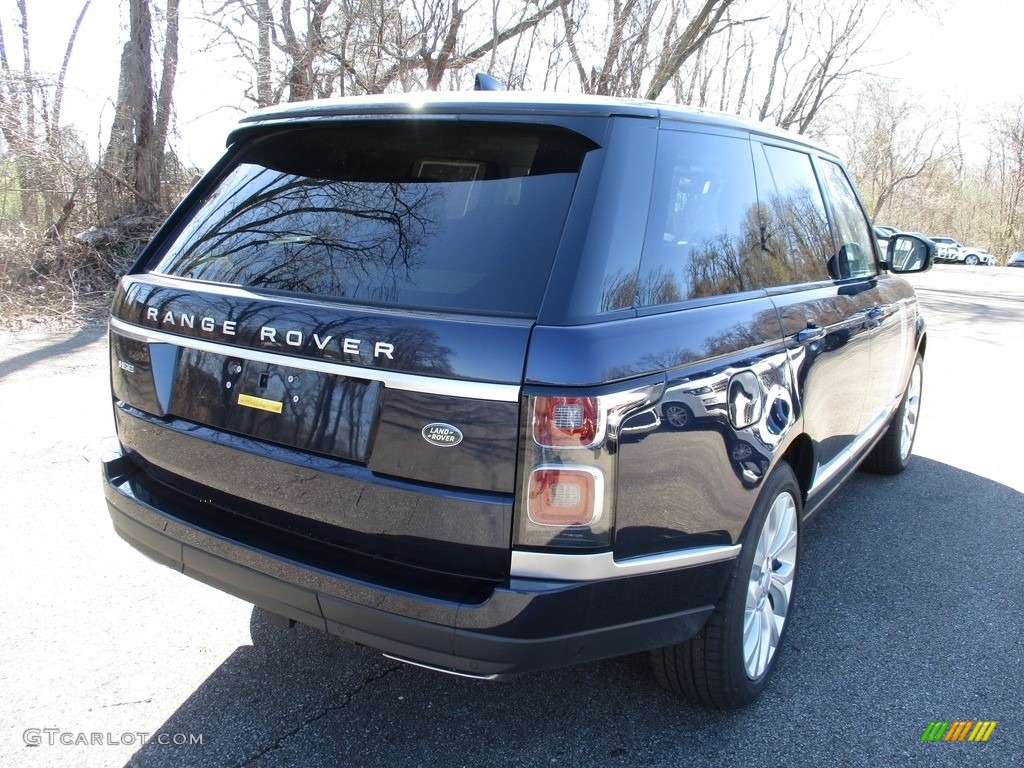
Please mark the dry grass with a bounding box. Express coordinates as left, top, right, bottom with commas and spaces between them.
0, 214, 165, 331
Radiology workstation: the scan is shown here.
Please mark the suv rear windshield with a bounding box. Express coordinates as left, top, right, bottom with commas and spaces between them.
151, 121, 596, 316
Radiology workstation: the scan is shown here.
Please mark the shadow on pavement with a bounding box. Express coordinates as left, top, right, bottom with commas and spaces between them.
0, 323, 106, 381
123, 457, 1023, 768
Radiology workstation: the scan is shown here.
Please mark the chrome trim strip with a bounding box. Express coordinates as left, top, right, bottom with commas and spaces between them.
510, 544, 741, 581
109, 317, 521, 403
382, 654, 500, 681
810, 399, 898, 492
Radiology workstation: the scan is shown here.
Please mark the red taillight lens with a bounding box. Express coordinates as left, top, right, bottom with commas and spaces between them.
517, 386, 658, 549
527, 466, 603, 527
533, 396, 600, 448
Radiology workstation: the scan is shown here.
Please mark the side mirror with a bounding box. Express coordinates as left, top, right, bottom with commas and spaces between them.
885, 233, 935, 273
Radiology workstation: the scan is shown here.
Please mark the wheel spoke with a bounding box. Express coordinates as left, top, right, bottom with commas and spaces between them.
745, 580, 759, 612
743, 601, 762, 670
768, 514, 797, 562
757, 601, 774, 671
743, 604, 759, 647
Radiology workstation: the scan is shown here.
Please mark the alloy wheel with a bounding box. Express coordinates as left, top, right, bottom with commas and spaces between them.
743, 490, 798, 679
899, 363, 922, 462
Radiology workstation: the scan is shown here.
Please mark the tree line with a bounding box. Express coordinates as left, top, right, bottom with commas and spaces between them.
1, 0, 1023, 262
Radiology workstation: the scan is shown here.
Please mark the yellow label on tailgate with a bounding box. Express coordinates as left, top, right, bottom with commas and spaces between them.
237, 393, 283, 414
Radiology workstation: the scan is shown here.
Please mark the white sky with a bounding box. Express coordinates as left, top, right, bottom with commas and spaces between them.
18, 0, 1024, 170
872, 0, 1024, 109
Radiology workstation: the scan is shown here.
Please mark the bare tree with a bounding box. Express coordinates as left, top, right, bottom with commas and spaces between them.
0, 0, 38, 224
842, 84, 940, 219
50, 1, 92, 142
554, 0, 748, 99
559, 0, 660, 96
202, 0, 571, 105
754, 0, 883, 133
103, 0, 180, 214
985, 102, 1024, 255
645, 0, 741, 100
667, 0, 908, 136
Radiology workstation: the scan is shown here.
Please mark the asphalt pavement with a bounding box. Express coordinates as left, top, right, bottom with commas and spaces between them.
1, 264, 1021, 767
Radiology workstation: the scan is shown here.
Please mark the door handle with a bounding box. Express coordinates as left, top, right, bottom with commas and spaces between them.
796, 326, 825, 343
865, 307, 885, 327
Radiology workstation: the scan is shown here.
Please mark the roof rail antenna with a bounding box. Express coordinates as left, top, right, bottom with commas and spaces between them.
474, 73, 505, 91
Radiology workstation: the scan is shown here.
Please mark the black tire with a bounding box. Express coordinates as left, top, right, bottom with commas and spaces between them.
862, 354, 923, 475
650, 462, 801, 709
964, 254, 979, 266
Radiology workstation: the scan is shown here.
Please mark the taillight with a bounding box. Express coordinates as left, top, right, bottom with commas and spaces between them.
514, 384, 661, 550
533, 396, 602, 448
527, 466, 603, 527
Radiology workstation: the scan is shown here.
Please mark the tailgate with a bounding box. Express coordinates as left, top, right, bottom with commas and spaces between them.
109, 277, 527, 579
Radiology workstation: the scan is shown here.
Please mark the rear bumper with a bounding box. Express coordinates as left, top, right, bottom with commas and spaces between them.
103, 452, 729, 679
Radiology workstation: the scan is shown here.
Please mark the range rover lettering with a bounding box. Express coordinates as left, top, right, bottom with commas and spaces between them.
102, 92, 933, 708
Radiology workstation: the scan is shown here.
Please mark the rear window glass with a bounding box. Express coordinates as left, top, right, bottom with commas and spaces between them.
151, 122, 597, 316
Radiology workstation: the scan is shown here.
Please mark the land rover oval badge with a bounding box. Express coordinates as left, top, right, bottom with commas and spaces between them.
421, 422, 463, 447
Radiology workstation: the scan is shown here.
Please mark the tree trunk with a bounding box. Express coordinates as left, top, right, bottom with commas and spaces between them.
103, 0, 179, 216
153, 0, 180, 171
645, 0, 734, 101
130, 0, 158, 207
51, 0, 92, 141
8, 0, 39, 225
256, 0, 273, 106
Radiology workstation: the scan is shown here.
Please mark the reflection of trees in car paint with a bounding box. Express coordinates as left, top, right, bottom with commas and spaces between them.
602, 306, 784, 383
167, 348, 382, 462
127, 283, 458, 377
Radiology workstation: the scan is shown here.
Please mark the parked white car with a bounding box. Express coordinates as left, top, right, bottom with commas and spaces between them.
929, 236, 994, 265
958, 246, 995, 266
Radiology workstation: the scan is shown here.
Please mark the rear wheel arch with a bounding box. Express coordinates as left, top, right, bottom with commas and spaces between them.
650, 461, 802, 708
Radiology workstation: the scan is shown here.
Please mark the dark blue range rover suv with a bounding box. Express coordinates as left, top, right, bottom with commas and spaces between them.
102, 92, 933, 708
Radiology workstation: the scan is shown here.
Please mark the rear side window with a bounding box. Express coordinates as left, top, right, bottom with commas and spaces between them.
758, 145, 833, 285
151, 122, 596, 316
635, 130, 761, 305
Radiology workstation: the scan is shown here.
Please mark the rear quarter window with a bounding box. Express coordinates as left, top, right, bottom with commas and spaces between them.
151, 122, 597, 317
635, 130, 762, 305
